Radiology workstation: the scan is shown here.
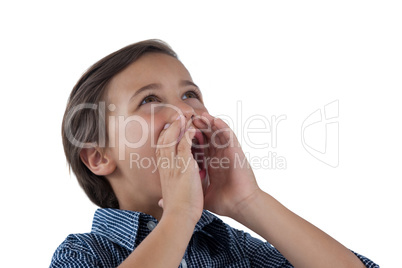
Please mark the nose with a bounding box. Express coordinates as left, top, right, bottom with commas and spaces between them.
175, 101, 196, 122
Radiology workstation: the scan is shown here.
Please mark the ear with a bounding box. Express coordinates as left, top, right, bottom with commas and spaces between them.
80, 147, 116, 176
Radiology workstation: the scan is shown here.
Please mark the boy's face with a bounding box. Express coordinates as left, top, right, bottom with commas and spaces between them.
105, 52, 209, 211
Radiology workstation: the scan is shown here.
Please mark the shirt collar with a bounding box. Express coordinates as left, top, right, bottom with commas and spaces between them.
91, 208, 221, 251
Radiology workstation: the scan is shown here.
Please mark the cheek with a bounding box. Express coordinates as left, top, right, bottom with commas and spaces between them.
107, 116, 152, 161
120, 116, 165, 156
124, 120, 149, 144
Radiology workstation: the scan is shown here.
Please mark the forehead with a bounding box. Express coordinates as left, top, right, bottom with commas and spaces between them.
106, 53, 192, 103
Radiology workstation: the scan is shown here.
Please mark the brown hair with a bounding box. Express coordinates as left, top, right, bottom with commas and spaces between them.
62, 39, 178, 208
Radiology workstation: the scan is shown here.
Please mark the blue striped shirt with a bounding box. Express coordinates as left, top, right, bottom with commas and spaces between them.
50, 209, 378, 267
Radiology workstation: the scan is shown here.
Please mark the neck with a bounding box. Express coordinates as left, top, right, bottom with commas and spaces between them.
118, 196, 163, 221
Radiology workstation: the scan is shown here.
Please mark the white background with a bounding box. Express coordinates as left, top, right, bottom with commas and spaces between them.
1, 1, 400, 267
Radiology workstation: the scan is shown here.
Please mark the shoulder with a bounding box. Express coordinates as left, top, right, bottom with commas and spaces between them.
204, 215, 293, 267
200, 212, 269, 251
50, 232, 129, 268
50, 233, 99, 267
228, 227, 294, 267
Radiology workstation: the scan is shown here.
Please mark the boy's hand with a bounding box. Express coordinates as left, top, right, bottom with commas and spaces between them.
156, 115, 204, 225
193, 112, 260, 218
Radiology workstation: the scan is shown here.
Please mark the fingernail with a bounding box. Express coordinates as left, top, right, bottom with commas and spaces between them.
163, 123, 170, 129
176, 115, 182, 120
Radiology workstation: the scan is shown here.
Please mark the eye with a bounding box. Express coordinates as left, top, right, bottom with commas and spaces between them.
139, 90, 202, 107
140, 94, 159, 106
182, 90, 201, 100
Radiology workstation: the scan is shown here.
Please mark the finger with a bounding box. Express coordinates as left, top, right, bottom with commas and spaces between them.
199, 112, 239, 147
156, 115, 185, 157
212, 117, 239, 147
192, 113, 215, 141
177, 126, 196, 158
192, 114, 210, 129
193, 113, 225, 146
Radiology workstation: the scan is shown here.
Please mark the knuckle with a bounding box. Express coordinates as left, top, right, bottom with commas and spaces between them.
155, 147, 161, 157
177, 142, 189, 154
177, 144, 185, 154
217, 118, 228, 127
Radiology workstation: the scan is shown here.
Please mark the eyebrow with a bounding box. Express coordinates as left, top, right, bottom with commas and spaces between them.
129, 80, 201, 103
129, 83, 162, 103
180, 80, 199, 89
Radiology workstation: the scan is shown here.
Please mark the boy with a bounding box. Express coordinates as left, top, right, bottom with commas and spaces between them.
51, 39, 378, 267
